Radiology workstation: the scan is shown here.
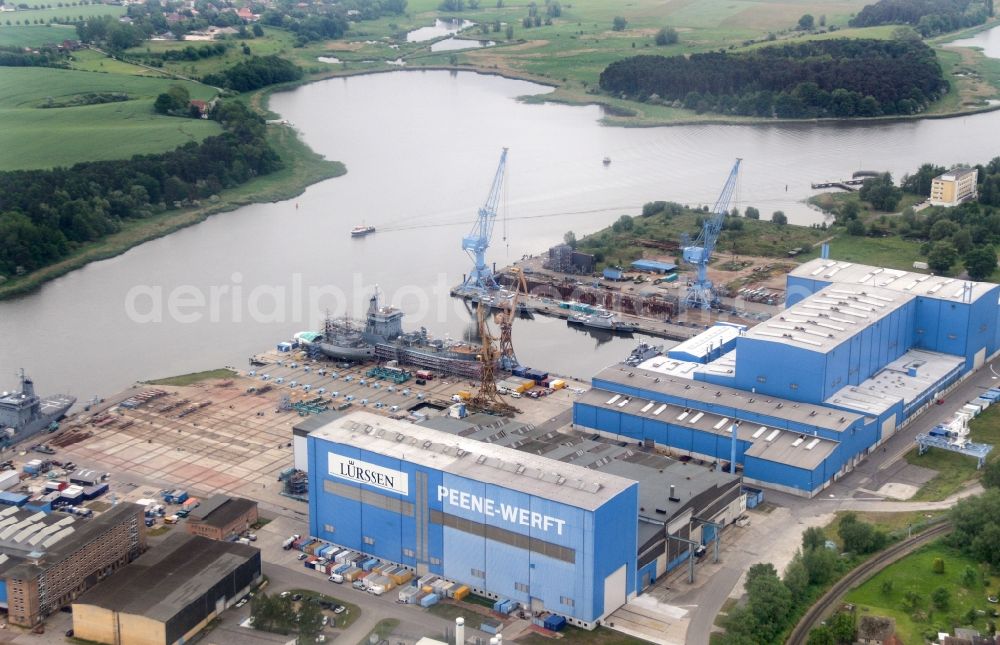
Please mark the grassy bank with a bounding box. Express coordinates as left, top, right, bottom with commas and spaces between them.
146, 368, 235, 386
845, 541, 999, 645
906, 403, 1000, 501
0, 120, 344, 300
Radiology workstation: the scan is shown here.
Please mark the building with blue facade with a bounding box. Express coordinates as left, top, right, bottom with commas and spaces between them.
574, 261, 1000, 497
306, 411, 742, 627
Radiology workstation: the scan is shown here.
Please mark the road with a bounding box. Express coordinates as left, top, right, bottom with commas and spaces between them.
681, 358, 1000, 644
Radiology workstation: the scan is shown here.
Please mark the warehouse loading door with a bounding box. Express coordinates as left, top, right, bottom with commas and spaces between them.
975, 348, 986, 369
603, 564, 627, 617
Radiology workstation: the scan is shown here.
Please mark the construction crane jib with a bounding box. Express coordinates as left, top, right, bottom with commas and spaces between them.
460, 148, 508, 294
682, 158, 741, 310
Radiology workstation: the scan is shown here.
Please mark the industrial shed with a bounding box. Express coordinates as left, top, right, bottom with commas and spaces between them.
72, 533, 260, 645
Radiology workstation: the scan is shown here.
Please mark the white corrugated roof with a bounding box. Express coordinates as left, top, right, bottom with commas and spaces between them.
744, 284, 912, 352
791, 259, 995, 302
310, 411, 635, 511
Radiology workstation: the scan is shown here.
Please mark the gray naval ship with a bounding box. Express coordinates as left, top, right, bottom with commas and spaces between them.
0, 370, 76, 445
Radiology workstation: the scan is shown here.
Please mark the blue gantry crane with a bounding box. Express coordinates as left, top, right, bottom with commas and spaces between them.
459, 148, 508, 294
681, 158, 742, 310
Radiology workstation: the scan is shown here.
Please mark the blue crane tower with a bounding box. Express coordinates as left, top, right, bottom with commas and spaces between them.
681, 158, 742, 310
459, 148, 508, 295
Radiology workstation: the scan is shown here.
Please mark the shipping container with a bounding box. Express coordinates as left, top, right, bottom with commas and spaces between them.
182, 497, 200, 509
452, 586, 470, 601
0, 491, 29, 507
388, 569, 413, 585
162, 488, 188, 504
544, 615, 567, 632
419, 593, 439, 608
398, 586, 420, 603
480, 620, 501, 635
415, 370, 434, 380
550, 379, 566, 390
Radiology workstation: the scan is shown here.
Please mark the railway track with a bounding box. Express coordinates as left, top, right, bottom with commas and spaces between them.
786, 522, 953, 645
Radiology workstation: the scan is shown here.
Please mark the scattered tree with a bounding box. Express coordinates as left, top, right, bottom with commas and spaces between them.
965, 245, 997, 280
931, 585, 950, 609
802, 526, 826, 551
612, 15, 627, 31
655, 26, 679, 46
296, 599, 324, 644
564, 230, 577, 248
744, 206, 760, 220
771, 211, 788, 225
798, 14, 815, 30
962, 565, 979, 588
927, 242, 958, 274
829, 611, 856, 644
932, 556, 945, 574
153, 84, 190, 115
806, 626, 836, 645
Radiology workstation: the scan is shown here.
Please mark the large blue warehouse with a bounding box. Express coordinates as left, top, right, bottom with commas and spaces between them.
306, 411, 742, 628
574, 260, 1000, 497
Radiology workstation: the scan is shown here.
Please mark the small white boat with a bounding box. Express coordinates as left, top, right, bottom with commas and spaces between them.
351, 225, 376, 237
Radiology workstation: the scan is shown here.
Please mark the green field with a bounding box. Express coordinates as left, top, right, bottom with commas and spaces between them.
1, 1, 123, 23
124, 27, 300, 78
845, 541, 1000, 645
906, 403, 1000, 501
0, 23, 76, 46
0, 67, 220, 170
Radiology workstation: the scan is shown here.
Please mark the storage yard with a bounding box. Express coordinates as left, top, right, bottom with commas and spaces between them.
9, 358, 588, 517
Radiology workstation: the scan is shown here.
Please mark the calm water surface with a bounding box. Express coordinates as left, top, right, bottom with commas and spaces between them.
4, 70, 1000, 400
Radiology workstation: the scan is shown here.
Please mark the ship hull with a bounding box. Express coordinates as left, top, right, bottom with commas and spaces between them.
567, 318, 637, 335
317, 342, 375, 362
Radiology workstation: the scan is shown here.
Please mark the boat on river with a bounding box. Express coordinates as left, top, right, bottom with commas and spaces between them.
351, 225, 376, 237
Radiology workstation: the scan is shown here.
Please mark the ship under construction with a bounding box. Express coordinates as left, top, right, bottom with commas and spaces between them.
315, 291, 490, 379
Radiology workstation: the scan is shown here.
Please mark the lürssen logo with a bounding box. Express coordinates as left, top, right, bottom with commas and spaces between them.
328, 454, 409, 496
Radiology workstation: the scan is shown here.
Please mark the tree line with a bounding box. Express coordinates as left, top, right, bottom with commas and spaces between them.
0, 45, 69, 68
598, 39, 948, 118
202, 55, 302, 92
0, 101, 280, 278
849, 0, 993, 37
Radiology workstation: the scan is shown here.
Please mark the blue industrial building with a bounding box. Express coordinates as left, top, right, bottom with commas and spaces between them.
574, 261, 1000, 497
306, 411, 742, 627
631, 260, 677, 274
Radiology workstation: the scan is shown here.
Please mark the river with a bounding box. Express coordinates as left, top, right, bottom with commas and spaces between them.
3, 50, 1000, 400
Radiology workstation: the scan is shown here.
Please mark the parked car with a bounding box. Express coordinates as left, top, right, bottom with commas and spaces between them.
333, 605, 346, 614
297, 553, 308, 561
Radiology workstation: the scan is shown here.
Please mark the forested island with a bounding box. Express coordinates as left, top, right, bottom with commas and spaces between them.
850, 0, 993, 36
598, 39, 949, 119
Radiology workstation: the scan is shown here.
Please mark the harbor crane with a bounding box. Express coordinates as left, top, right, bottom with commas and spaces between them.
458, 148, 508, 295
496, 267, 529, 370
471, 300, 517, 416
681, 159, 742, 310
